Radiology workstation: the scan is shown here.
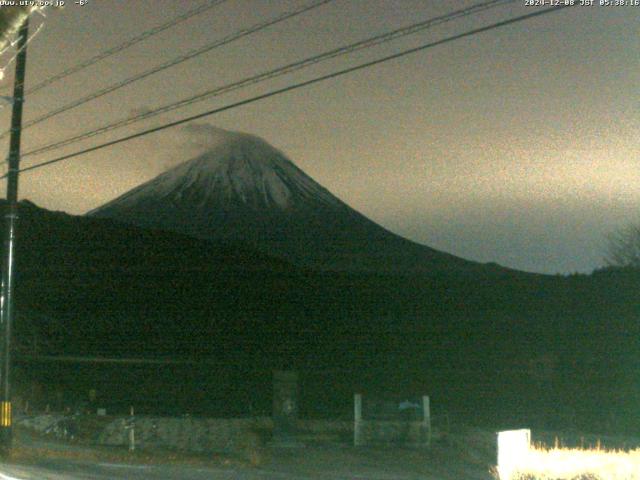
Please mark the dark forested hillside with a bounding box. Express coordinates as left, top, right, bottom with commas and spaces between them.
5, 200, 639, 431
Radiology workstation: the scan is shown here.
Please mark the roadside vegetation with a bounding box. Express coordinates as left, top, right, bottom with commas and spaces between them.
498, 442, 640, 480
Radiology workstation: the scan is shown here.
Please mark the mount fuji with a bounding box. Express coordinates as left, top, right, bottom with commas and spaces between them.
89, 128, 500, 275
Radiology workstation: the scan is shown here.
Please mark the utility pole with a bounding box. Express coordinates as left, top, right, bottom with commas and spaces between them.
0, 17, 29, 454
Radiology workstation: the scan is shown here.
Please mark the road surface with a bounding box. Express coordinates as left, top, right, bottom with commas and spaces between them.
0, 458, 445, 480
1, 429, 497, 479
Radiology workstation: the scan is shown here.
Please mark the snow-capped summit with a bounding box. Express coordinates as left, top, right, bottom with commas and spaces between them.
92, 129, 340, 213
89, 128, 489, 274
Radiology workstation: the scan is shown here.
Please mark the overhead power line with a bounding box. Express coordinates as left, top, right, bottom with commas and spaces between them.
23, 0, 514, 158
13, 0, 229, 97
12, 5, 573, 178
0, 0, 335, 141
17, 355, 201, 365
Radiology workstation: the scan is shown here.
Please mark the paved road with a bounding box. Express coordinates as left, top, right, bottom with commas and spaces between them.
0, 459, 432, 480
1, 433, 494, 479
0, 461, 280, 480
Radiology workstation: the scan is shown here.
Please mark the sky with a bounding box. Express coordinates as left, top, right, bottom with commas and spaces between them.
0, 0, 637, 275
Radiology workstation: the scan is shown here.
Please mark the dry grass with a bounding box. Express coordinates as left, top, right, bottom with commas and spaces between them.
236, 429, 270, 467
10, 425, 237, 469
498, 443, 640, 480
9, 441, 236, 468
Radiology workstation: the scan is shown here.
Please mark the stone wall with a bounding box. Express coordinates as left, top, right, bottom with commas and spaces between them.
18, 414, 68, 434
18, 414, 356, 452
297, 419, 352, 434
98, 416, 273, 453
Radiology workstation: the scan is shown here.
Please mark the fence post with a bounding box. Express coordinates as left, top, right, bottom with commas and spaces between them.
354, 393, 362, 446
422, 395, 431, 446
128, 406, 135, 452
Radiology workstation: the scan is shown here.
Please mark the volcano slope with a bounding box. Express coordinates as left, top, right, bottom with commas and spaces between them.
89, 128, 509, 276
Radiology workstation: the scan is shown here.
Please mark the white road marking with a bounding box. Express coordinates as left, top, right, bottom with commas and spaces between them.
0, 471, 25, 480
97, 463, 151, 469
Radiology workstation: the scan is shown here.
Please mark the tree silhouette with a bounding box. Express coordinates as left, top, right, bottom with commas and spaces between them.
605, 224, 640, 268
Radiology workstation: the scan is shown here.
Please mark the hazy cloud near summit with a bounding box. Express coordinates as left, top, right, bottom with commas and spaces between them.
117, 112, 228, 171
180, 122, 231, 152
